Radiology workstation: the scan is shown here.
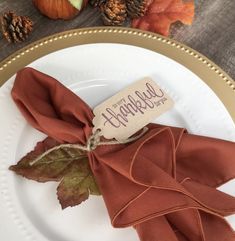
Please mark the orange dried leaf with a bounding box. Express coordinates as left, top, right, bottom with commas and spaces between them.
132, 0, 195, 36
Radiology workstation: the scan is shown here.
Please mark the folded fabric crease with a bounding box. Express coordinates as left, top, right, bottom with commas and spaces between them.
11, 67, 235, 241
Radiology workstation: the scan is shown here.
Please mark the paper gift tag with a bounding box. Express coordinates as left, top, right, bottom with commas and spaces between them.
93, 78, 174, 141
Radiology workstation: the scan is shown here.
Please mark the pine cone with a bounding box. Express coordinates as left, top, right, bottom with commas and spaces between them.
101, 0, 127, 26
126, 0, 147, 18
0, 11, 33, 43
90, 0, 106, 7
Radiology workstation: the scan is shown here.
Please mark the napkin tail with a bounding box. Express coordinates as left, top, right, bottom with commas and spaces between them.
135, 209, 207, 241
166, 209, 205, 241
135, 216, 179, 241
182, 179, 235, 216
176, 133, 235, 188
199, 211, 235, 241
135, 209, 235, 241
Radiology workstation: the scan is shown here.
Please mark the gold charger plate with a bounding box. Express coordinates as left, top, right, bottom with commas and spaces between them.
0, 27, 234, 121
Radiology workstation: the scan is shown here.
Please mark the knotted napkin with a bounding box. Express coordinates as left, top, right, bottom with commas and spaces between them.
12, 67, 235, 241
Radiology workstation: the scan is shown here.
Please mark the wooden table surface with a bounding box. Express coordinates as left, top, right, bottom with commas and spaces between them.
0, 0, 235, 79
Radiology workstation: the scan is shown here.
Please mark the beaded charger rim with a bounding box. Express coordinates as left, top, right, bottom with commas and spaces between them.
0, 26, 235, 241
0, 26, 234, 122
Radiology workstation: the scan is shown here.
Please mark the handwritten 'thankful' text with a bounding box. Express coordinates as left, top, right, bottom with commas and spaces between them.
102, 82, 166, 128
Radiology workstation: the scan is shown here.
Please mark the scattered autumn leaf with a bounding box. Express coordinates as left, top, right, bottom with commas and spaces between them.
132, 0, 195, 36
9, 138, 101, 209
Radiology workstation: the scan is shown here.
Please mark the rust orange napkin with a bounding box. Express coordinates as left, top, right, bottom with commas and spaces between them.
11, 67, 235, 241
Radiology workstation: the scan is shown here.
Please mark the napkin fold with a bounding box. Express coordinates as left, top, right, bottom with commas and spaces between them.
12, 67, 235, 241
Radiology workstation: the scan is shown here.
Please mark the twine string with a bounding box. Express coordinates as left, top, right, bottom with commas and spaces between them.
30, 127, 149, 166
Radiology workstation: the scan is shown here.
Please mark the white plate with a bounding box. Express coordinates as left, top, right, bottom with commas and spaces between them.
0, 43, 235, 241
